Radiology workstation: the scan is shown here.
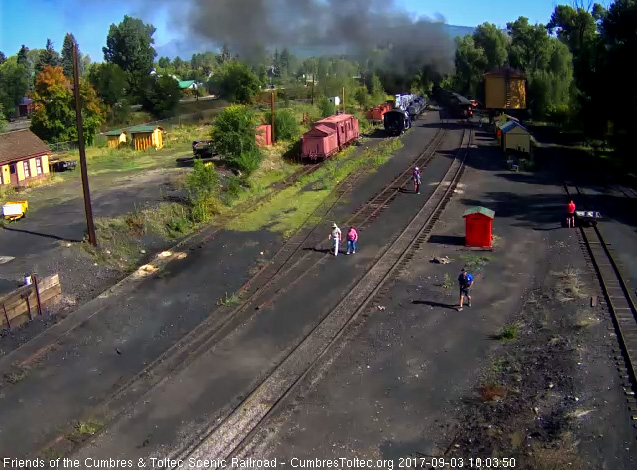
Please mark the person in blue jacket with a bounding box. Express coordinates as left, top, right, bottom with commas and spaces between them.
457, 268, 473, 311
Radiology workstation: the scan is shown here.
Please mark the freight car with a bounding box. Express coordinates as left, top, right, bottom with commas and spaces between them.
384, 108, 411, 136
301, 114, 360, 160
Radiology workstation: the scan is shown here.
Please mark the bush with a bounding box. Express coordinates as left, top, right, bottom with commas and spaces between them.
227, 149, 263, 175
266, 109, 300, 141
211, 105, 260, 159
186, 159, 219, 203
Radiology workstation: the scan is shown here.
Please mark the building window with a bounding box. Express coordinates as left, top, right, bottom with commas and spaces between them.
36, 158, 43, 175
10, 164, 16, 174
23, 161, 30, 178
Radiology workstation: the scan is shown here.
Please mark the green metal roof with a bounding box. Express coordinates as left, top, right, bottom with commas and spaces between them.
463, 207, 495, 219
178, 80, 196, 89
104, 129, 125, 136
128, 125, 162, 133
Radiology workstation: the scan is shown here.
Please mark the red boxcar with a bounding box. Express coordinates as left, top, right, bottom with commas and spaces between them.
314, 114, 359, 148
301, 114, 359, 160
301, 125, 339, 160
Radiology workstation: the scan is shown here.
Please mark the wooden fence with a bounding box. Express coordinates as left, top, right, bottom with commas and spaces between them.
0, 274, 61, 330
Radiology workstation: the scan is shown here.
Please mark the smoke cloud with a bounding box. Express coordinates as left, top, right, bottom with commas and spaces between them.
171, 0, 454, 79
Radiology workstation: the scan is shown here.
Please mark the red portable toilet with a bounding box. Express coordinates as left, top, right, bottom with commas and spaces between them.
463, 207, 495, 248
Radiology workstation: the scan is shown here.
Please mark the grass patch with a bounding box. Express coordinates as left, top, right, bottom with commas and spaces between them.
553, 267, 585, 302
227, 138, 403, 236
460, 253, 492, 272
67, 419, 104, 443
441, 273, 452, 290
495, 324, 519, 341
4, 368, 27, 384
217, 291, 242, 306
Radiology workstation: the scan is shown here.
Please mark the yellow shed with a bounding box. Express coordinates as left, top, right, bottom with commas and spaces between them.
104, 129, 127, 148
129, 125, 164, 151
0, 129, 51, 187
499, 120, 532, 154
484, 67, 527, 110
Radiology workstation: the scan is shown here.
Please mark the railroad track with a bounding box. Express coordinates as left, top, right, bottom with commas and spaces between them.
564, 183, 637, 405
34, 127, 447, 458
174, 127, 472, 464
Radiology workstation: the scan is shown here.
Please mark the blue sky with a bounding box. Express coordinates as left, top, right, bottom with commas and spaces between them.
0, 0, 559, 62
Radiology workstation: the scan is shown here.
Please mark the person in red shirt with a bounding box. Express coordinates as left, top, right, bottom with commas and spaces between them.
566, 200, 576, 228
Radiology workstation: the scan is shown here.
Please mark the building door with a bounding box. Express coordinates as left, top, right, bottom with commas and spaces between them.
9, 164, 18, 185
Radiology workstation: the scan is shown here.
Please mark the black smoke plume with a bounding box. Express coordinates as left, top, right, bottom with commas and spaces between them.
174, 0, 454, 81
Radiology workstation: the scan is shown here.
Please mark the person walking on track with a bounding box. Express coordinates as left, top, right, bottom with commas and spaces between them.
457, 268, 474, 311
346, 226, 358, 255
413, 167, 422, 194
329, 223, 342, 256
566, 200, 576, 228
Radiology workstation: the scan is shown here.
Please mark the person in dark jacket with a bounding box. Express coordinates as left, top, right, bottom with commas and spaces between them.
457, 268, 474, 311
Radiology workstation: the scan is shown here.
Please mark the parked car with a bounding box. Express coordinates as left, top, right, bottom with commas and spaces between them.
50, 160, 77, 172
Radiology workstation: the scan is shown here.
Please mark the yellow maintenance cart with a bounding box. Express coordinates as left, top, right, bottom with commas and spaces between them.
2, 201, 29, 221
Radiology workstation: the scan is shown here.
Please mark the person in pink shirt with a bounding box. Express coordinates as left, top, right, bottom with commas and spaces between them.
346, 226, 358, 255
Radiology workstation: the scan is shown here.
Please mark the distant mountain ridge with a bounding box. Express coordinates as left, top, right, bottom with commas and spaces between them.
155, 24, 477, 59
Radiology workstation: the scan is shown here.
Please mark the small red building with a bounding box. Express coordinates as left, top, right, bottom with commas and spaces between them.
256, 124, 272, 147
301, 125, 339, 160
463, 207, 495, 248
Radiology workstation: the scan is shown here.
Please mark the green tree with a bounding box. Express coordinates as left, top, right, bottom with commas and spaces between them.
158, 57, 171, 69
61, 33, 80, 78
30, 65, 105, 144
0, 51, 6, 65
211, 105, 259, 158
209, 61, 261, 103
453, 35, 487, 96
0, 59, 29, 114
17, 45, 28, 66
217, 44, 231, 65
507, 17, 552, 73
0, 105, 6, 133
103, 15, 157, 98
280, 48, 291, 77
317, 96, 336, 117
140, 75, 181, 118
36, 39, 61, 73
81, 54, 91, 77
369, 74, 386, 103
88, 63, 128, 106
472, 23, 509, 70
599, 0, 637, 152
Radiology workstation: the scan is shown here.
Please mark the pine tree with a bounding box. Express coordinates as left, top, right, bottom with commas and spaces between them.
273, 49, 281, 76
17, 45, 29, 66
61, 33, 79, 78
217, 44, 231, 65
36, 39, 60, 73
0, 51, 6, 65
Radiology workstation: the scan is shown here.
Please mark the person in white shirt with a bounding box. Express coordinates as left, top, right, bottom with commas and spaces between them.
328, 223, 342, 256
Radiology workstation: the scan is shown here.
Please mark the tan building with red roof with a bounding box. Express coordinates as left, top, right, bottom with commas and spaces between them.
0, 129, 51, 187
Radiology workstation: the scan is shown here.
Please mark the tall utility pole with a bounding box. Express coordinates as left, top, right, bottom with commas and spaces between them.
72, 40, 97, 246
342, 87, 346, 114
270, 91, 275, 144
